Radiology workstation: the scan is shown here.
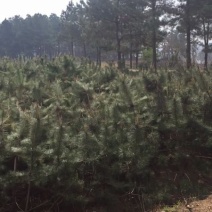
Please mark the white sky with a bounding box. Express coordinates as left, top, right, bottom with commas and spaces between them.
0, 0, 79, 21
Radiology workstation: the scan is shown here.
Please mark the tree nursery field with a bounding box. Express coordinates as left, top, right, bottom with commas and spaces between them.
0, 56, 211, 211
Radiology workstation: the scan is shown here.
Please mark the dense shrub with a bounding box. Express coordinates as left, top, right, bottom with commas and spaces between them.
0, 56, 211, 211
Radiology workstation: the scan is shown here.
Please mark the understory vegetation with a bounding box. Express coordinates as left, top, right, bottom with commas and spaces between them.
0, 56, 211, 211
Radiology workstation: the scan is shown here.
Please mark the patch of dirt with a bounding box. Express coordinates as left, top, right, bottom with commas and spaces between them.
178, 195, 212, 212
158, 195, 212, 212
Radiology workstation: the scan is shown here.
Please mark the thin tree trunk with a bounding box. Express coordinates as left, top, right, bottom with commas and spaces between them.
122, 53, 125, 68
186, 0, 191, 69
129, 44, 133, 69
116, 20, 122, 69
14, 156, 17, 172
83, 43, 87, 58
203, 19, 209, 71
96, 47, 99, 65
70, 41, 74, 56
25, 180, 31, 212
130, 30, 133, 68
99, 48, 102, 67
205, 48, 208, 70
25, 142, 34, 212
96, 47, 102, 67
115, 0, 122, 69
152, 0, 157, 72
135, 51, 139, 68
57, 40, 61, 56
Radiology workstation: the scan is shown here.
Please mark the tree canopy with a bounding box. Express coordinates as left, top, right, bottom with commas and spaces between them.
0, 0, 211, 69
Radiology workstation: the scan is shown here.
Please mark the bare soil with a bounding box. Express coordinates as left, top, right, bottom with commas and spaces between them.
158, 195, 212, 212
178, 195, 212, 212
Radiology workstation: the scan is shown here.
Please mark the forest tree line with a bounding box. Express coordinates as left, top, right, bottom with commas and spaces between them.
0, 0, 212, 70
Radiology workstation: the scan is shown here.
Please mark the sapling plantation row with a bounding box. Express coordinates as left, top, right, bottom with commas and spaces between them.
0, 56, 211, 211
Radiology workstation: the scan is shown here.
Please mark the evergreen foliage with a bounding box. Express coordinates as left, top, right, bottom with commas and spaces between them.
0, 56, 211, 211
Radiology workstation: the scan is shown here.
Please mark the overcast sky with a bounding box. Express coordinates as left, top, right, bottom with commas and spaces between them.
0, 0, 79, 21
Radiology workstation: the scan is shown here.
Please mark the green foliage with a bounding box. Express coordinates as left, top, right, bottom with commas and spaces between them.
142, 48, 153, 66
0, 56, 211, 211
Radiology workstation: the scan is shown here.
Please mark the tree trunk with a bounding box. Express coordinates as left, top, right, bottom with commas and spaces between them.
99, 48, 102, 67
122, 53, 125, 68
115, 0, 122, 69
83, 43, 87, 58
135, 51, 139, 69
116, 20, 122, 69
129, 45, 133, 69
130, 30, 133, 68
96, 47, 99, 65
152, 0, 157, 72
186, 0, 191, 69
205, 48, 208, 70
57, 40, 61, 56
203, 19, 209, 71
70, 41, 74, 56
96, 47, 102, 67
